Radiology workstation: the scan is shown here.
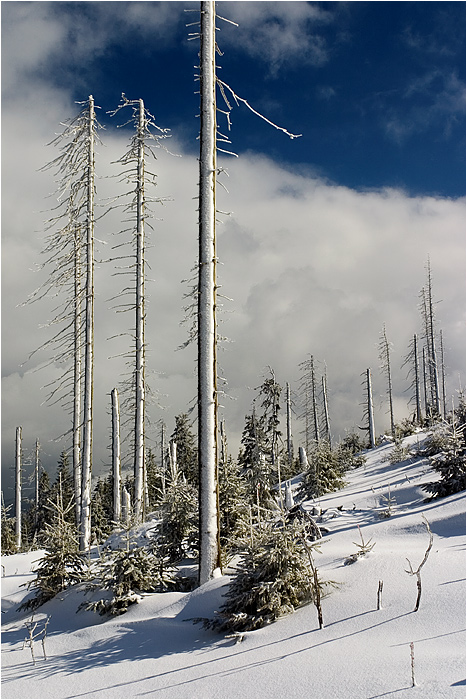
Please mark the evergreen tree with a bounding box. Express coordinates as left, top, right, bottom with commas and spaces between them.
298, 440, 346, 500
83, 545, 174, 617
238, 410, 274, 510
170, 414, 198, 487
196, 517, 331, 633
19, 482, 86, 611
49, 452, 75, 522
1, 495, 16, 555
91, 476, 113, 543
424, 397, 466, 498
157, 476, 198, 564
145, 448, 163, 511
218, 455, 249, 556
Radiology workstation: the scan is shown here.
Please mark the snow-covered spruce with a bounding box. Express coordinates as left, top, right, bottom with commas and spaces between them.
423, 422, 466, 498
82, 546, 175, 617
194, 517, 336, 633
18, 490, 86, 612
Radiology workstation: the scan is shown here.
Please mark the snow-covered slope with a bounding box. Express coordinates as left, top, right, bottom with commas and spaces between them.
2, 433, 465, 699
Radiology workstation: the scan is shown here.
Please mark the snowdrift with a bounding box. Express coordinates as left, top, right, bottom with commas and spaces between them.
2, 433, 465, 699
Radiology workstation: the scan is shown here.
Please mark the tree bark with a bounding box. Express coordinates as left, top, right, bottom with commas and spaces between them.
111, 388, 122, 524
15, 427, 22, 551
367, 368, 376, 449
198, 0, 220, 585
80, 96, 95, 552
134, 99, 146, 523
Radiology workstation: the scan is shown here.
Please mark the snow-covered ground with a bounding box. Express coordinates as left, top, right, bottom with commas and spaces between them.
2, 432, 465, 699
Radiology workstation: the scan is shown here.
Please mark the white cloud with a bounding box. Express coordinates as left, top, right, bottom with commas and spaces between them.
217, 1, 333, 72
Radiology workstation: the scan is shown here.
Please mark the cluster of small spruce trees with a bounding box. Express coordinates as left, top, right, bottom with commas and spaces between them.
3, 394, 465, 632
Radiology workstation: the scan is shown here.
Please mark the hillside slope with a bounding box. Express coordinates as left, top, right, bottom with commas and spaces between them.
2, 432, 465, 699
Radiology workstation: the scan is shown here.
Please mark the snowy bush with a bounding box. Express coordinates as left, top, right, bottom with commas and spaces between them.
83, 546, 175, 616
423, 427, 466, 498
157, 480, 198, 563
298, 440, 346, 500
388, 439, 410, 464
18, 493, 86, 611
196, 517, 335, 633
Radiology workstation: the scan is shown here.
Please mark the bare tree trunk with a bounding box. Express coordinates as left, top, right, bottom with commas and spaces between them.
413, 335, 422, 425
111, 388, 121, 524
34, 438, 40, 518
73, 225, 82, 529
311, 357, 320, 443
367, 368, 376, 448
15, 427, 22, 551
322, 372, 331, 447
426, 259, 441, 416
422, 346, 429, 421
198, 0, 220, 585
379, 325, 395, 436
439, 329, 447, 420
160, 421, 167, 495
80, 96, 96, 552
286, 382, 293, 467
134, 99, 146, 524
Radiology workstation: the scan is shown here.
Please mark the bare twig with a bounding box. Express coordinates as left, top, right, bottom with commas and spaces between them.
405, 515, 433, 612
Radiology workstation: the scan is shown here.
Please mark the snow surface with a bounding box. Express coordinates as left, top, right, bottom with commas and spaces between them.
2, 432, 465, 699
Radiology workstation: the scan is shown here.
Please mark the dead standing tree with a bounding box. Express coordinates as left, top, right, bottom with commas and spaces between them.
379, 324, 395, 437
108, 96, 170, 524
21, 97, 100, 548
192, 0, 301, 584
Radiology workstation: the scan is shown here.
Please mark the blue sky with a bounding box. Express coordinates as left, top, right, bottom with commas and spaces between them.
13, 1, 465, 196
2, 1, 465, 492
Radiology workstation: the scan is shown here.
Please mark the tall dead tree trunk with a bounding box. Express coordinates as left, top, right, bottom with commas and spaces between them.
322, 371, 331, 447
73, 224, 82, 529
379, 325, 395, 436
34, 438, 40, 520
198, 0, 220, 585
286, 382, 293, 467
80, 96, 96, 552
111, 388, 122, 524
134, 99, 146, 524
15, 427, 22, 551
366, 368, 376, 449
413, 334, 422, 425
439, 329, 447, 420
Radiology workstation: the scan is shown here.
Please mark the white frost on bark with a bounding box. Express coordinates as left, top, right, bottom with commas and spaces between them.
15, 427, 22, 551
198, 0, 219, 585
80, 96, 96, 552
111, 388, 122, 524
134, 99, 146, 524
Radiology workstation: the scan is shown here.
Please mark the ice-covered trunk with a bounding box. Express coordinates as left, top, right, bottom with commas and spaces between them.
426, 263, 441, 416
286, 382, 293, 466
298, 446, 309, 471
80, 96, 95, 552
422, 347, 429, 419
121, 487, 131, 526
15, 426, 22, 551
160, 422, 167, 495
111, 388, 122, 524
73, 224, 82, 528
34, 438, 40, 515
413, 335, 422, 424
198, 0, 219, 585
134, 99, 146, 523
380, 327, 395, 436
366, 368, 376, 449
439, 330, 447, 420
311, 357, 320, 443
322, 373, 331, 446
